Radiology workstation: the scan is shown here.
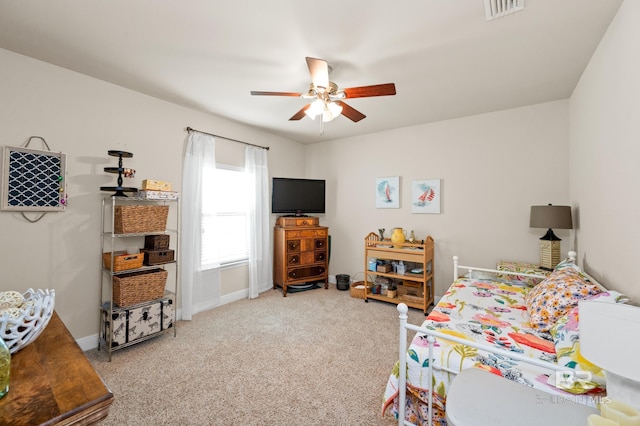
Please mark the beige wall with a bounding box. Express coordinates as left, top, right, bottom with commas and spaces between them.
306, 100, 571, 296
0, 48, 304, 341
570, 0, 640, 302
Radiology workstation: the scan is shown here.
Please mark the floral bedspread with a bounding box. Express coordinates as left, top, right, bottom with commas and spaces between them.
382, 276, 599, 425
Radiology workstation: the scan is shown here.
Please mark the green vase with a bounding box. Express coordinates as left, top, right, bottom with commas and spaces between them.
0, 336, 9, 399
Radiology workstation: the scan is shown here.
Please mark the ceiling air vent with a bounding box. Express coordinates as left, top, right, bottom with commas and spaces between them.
484, 0, 525, 21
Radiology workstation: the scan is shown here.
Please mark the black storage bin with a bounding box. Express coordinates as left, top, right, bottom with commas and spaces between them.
336, 274, 350, 291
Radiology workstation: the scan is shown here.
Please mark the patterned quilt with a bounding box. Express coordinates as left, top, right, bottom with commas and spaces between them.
382, 276, 603, 425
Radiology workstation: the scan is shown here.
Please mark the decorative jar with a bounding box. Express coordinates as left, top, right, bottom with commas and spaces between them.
391, 227, 406, 249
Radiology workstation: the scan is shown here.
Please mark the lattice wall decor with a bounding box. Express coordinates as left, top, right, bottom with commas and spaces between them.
1, 146, 67, 212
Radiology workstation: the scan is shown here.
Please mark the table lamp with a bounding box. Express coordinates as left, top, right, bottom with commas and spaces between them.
529, 204, 573, 269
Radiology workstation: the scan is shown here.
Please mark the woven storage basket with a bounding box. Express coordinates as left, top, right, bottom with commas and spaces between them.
141, 248, 175, 265
114, 205, 169, 234
113, 269, 168, 307
103, 251, 144, 272
350, 281, 370, 299
144, 234, 170, 250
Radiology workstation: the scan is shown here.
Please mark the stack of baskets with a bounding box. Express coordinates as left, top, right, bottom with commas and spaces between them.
140, 235, 174, 266
109, 204, 170, 307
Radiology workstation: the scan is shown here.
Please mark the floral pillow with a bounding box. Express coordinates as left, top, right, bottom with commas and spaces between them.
524, 265, 601, 332
549, 291, 631, 394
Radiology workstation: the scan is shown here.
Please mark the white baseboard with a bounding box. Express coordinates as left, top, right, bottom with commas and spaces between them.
77, 334, 100, 352
220, 288, 249, 305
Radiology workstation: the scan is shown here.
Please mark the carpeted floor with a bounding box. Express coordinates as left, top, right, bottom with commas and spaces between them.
86, 285, 426, 425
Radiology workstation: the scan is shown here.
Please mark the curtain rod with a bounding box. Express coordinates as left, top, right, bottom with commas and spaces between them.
186, 127, 269, 150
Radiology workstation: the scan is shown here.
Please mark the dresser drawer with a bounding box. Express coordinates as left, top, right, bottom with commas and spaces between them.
286, 229, 327, 239
287, 265, 326, 280
276, 216, 320, 227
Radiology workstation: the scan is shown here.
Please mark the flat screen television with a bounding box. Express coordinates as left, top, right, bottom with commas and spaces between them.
271, 177, 326, 216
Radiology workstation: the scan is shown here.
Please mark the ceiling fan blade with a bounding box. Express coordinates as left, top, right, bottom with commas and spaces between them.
343, 83, 396, 98
336, 101, 366, 122
289, 104, 310, 121
306, 57, 329, 89
250, 91, 302, 97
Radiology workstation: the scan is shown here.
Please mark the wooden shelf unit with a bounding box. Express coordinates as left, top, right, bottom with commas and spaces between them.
363, 233, 434, 314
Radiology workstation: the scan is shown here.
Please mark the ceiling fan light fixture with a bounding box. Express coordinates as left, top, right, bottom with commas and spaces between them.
322, 101, 342, 122
304, 99, 325, 120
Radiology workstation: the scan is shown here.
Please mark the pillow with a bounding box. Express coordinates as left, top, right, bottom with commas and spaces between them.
553, 257, 578, 272
495, 261, 547, 287
524, 266, 601, 332
465, 270, 497, 280
549, 291, 631, 394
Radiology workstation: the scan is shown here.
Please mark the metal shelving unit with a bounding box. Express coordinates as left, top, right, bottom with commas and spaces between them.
98, 195, 179, 361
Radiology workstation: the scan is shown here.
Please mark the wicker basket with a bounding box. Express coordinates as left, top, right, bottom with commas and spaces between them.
350, 281, 370, 299
112, 269, 168, 307
114, 205, 169, 234
103, 251, 144, 272
144, 234, 170, 250
141, 248, 175, 265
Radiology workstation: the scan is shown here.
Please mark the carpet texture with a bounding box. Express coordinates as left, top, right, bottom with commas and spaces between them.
86, 286, 426, 425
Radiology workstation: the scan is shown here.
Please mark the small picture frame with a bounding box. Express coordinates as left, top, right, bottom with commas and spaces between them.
375, 176, 400, 209
412, 179, 441, 214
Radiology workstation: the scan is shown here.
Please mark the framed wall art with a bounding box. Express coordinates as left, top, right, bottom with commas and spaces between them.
412, 179, 441, 214
1, 145, 67, 212
375, 176, 400, 209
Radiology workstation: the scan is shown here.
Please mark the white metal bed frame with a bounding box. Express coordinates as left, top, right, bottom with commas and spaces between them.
395, 251, 605, 426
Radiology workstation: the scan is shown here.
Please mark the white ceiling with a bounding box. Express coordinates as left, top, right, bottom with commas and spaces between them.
0, 0, 623, 144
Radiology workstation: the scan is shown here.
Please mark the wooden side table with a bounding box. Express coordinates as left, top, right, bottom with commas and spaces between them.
0, 312, 114, 425
496, 260, 551, 286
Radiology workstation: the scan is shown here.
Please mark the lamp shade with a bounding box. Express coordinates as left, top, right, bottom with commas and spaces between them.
529, 205, 573, 230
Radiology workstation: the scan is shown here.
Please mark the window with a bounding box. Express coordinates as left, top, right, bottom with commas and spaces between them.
201, 165, 250, 268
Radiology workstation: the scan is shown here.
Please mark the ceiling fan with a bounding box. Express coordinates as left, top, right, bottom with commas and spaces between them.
250, 57, 396, 124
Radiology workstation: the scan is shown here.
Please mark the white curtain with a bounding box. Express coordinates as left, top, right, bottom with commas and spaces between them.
180, 131, 220, 320
245, 146, 272, 298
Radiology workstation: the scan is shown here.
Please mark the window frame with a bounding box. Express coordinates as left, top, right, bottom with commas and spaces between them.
201, 163, 250, 269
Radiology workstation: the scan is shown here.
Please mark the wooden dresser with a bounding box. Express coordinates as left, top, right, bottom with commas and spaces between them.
0, 312, 114, 425
273, 216, 329, 296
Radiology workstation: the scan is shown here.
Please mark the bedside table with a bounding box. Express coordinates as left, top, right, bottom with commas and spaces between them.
446, 368, 598, 426
496, 260, 551, 286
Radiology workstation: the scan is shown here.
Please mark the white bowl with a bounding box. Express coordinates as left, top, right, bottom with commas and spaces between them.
0, 289, 55, 354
